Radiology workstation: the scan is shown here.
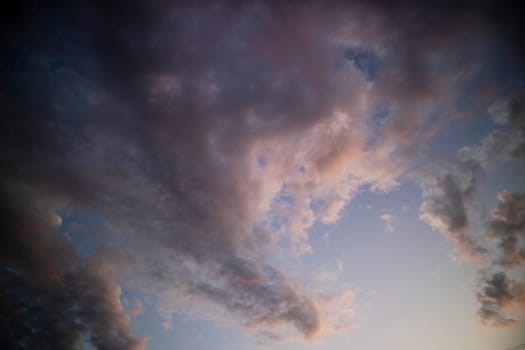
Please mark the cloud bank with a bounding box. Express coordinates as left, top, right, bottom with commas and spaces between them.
1, 0, 525, 348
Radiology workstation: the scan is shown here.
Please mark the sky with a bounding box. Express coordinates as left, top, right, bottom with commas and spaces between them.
1, 1, 525, 350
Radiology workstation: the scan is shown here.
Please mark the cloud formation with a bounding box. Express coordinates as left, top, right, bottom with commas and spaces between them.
488, 91, 525, 128
419, 90, 525, 262
461, 92, 525, 168
487, 192, 525, 268
477, 271, 525, 327
414, 91, 525, 327
0, 187, 146, 350
471, 190, 525, 328
419, 166, 487, 261
1, 0, 525, 348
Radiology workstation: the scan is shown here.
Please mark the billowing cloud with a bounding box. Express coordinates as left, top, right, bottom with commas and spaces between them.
1, 0, 525, 348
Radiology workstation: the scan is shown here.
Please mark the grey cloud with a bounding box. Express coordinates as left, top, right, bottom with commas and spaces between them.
419, 166, 487, 261
473, 192, 525, 327
421, 174, 471, 233
419, 91, 525, 263
0, 187, 146, 350
461, 91, 525, 168
477, 271, 525, 327
155, 258, 324, 338
418, 105, 525, 326
488, 91, 525, 127
1, 1, 370, 344
487, 192, 525, 268
2, 0, 525, 347
460, 129, 525, 169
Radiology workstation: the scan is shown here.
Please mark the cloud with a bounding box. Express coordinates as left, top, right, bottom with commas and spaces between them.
419, 171, 487, 262
380, 213, 395, 233
0, 187, 147, 350
486, 192, 525, 267
488, 91, 525, 127
420, 173, 474, 234
314, 258, 344, 282
124, 297, 144, 319
1, 1, 383, 344
418, 91, 525, 264
417, 106, 525, 332
1, 0, 525, 347
460, 129, 525, 170
461, 91, 525, 168
477, 271, 525, 327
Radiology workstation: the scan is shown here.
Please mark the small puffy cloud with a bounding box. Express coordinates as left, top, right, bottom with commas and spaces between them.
380, 212, 395, 233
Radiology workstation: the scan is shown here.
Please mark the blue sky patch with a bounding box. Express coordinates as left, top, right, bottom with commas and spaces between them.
345, 47, 382, 82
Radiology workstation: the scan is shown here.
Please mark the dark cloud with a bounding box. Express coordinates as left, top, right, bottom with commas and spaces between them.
422, 174, 472, 233
489, 91, 525, 128
0, 187, 146, 350
418, 94, 525, 324
487, 192, 525, 268
419, 91, 525, 263
419, 170, 487, 261
461, 90, 525, 167
1, 1, 369, 344
477, 271, 525, 327
1, 0, 525, 348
